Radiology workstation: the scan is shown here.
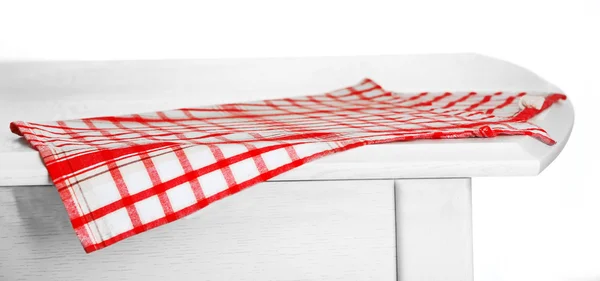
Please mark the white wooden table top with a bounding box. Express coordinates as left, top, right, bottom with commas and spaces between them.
0, 54, 574, 185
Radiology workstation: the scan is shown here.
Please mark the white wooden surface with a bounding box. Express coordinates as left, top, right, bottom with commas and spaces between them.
0, 54, 574, 186
0, 54, 574, 281
395, 178, 473, 281
0, 180, 396, 281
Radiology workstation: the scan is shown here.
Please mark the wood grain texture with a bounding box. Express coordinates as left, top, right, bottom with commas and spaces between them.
0, 180, 396, 281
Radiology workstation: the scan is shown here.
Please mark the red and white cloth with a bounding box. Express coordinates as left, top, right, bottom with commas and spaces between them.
10, 78, 566, 253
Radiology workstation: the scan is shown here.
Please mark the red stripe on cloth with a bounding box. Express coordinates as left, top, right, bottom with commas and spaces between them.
52, 121, 101, 248
82, 120, 146, 236
172, 147, 206, 202
465, 92, 502, 111
69, 142, 295, 229
412, 92, 452, 107
485, 92, 526, 114
9, 79, 567, 253
442, 92, 476, 108
510, 93, 567, 121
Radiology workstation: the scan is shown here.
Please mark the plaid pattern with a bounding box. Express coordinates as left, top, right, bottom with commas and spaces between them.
9, 78, 566, 253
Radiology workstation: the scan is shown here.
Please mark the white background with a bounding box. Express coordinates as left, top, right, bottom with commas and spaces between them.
0, 0, 598, 280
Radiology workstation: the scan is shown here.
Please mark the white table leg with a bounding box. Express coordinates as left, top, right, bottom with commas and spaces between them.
394, 178, 473, 281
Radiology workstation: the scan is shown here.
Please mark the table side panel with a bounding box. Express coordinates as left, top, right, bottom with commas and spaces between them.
0, 180, 396, 281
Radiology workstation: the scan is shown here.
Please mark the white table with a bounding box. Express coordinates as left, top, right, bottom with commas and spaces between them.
0, 54, 573, 281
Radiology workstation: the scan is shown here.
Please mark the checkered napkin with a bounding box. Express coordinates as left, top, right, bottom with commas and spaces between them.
9, 78, 566, 253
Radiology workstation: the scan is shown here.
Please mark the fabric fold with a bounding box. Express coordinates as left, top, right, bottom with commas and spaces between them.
10, 78, 566, 253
